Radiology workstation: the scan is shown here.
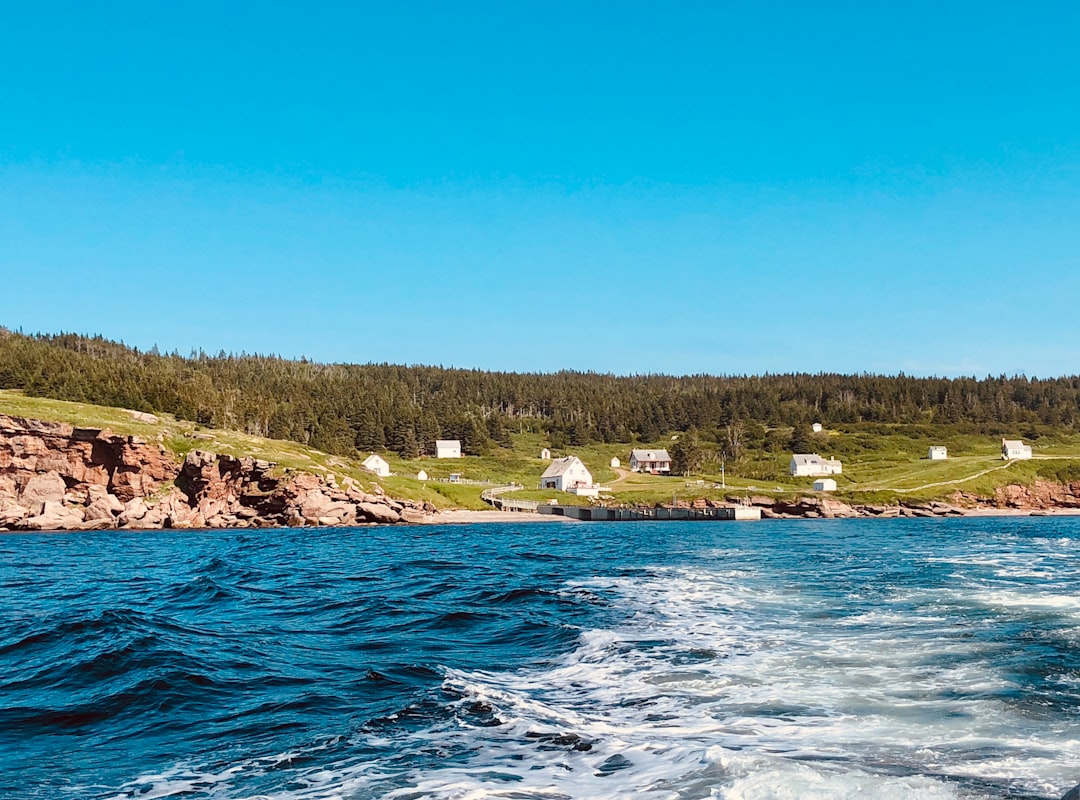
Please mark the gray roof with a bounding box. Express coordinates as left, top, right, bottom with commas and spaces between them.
631, 449, 671, 462
792, 453, 841, 465
436, 439, 460, 447
1002, 439, 1027, 448
541, 456, 587, 479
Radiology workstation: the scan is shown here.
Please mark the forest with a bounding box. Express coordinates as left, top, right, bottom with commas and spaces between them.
1, 328, 1078, 460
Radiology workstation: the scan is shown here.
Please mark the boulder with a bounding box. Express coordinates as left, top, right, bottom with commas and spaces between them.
20, 471, 67, 507
0, 500, 27, 526
83, 498, 121, 523
1061, 784, 1080, 800
357, 502, 401, 524
299, 490, 335, 520
19, 501, 85, 531
400, 507, 432, 524
119, 497, 149, 525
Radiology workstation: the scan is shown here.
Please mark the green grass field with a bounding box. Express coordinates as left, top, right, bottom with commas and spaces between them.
5, 390, 1080, 510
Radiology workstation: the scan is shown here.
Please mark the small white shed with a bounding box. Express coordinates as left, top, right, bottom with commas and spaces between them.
928, 446, 948, 460
416, 469, 428, 481
812, 423, 823, 433
435, 440, 462, 459
813, 478, 837, 492
610, 456, 621, 468
540, 448, 551, 460
362, 453, 390, 478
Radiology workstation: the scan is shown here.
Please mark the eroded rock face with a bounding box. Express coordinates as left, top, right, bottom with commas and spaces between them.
0, 413, 431, 530
993, 480, 1080, 510
0, 415, 178, 504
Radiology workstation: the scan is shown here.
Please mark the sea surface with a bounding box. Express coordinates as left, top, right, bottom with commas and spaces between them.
2, 518, 1079, 800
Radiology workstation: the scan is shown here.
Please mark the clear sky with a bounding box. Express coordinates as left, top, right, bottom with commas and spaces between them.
2, 2, 1079, 376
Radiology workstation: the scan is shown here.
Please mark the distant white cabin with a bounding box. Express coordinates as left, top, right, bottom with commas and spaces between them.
1002, 439, 1032, 461
813, 478, 837, 492
928, 446, 948, 460
416, 469, 428, 481
812, 422, 824, 433
540, 448, 551, 460
362, 453, 390, 478
790, 453, 843, 477
630, 449, 672, 474
610, 456, 621, 468
435, 440, 462, 459
540, 456, 593, 492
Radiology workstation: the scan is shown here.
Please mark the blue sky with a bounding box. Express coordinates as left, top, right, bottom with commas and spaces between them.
2, 2, 1079, 376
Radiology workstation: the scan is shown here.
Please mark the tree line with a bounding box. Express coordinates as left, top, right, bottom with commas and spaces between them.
2, 328, 1078, 459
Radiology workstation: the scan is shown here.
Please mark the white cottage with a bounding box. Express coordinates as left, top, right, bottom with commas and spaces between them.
630, 449, 672, 474
540, 456, 593, 492
1001, 439, 1032, 460
928, 446, 948, 460
790, 453, 843, 477
813, 478, 837, 492
435, 440, 462, 459
362, 453, 390, 477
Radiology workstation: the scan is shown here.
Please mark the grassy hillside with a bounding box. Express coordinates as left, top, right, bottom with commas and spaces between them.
5, 390, 1080, 510
0, 390, 458, 509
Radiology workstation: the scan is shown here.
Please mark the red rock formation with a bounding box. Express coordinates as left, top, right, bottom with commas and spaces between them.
0, 414, 434, 531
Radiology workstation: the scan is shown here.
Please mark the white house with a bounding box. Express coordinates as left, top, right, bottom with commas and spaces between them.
540, 448, 551, 460
928, 446, 948, 460
540, 456, 594, 492
362, 453, 390, 478
813, 477, 837, 492
630, 449, 672, 474
416, 469, 428, 481
1001, 439, 1032, 460
610, 456, 621, 468
435, 440, 462, 459
812, 422, 824, 433
790, 453, 843, 477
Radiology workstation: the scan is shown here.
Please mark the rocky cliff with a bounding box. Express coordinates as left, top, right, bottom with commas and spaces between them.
0, 414, 433, 531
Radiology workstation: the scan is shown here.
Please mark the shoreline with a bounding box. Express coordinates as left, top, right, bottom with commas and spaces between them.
5, 506, 1080, 533
432, 507, 1080, 523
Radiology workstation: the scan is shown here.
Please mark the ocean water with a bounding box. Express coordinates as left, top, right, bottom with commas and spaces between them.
2, 518, 1079, 800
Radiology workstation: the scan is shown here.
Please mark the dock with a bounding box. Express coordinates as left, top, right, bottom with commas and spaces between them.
537, 505, 761, 521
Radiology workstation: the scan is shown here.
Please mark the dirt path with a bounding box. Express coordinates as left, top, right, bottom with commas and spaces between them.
884, 461, 1019, 493
876, 455, 1071, 492
608, 467, 631, 485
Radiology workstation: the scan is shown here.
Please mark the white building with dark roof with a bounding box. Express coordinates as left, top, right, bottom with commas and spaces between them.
630, 449, 672, 474
928, 446, 948, 460
790, 453, 843, 477
540, 456, 593, 492
1001, 439, 1032, 460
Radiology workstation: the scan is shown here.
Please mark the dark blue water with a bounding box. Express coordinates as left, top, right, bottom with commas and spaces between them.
2, 518, 1079, 799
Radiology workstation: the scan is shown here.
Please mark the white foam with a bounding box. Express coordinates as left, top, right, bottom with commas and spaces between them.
370, 566, 1080, 799
101, 553, 1080, 800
